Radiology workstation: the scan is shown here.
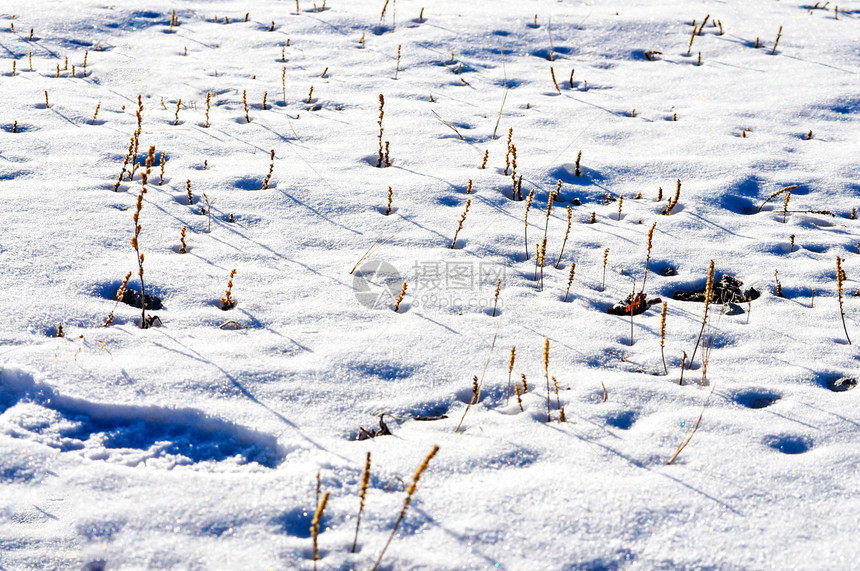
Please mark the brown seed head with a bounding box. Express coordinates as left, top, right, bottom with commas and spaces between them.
543, 338, 550, 374
660, 302, 667, 347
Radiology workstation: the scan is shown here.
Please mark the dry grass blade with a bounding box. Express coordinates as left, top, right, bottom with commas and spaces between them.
430, 109, 464, 140
350, 231, 400, 274
836, 256, 851, 344
689, 260, 715, 368
311, 491, 330, 571
455, 322, 501, 433
667, 380, 716, 465
757, 185, 797, 212
491, 38, 509, 140
376, 0, 390, 35
543, 338, 551, 422
372, 445, 439, 571
546, 17, 556, 61
351, 452, 371, 553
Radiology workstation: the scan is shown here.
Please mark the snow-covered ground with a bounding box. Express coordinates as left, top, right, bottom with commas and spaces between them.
1, 0, 859, 569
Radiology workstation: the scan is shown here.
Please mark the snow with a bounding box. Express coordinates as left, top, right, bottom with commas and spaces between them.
1, 0, 859, 568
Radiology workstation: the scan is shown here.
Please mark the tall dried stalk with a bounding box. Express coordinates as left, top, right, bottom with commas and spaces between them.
114, 132, 136, 191
535, 193, 555, 283
555, 205, 572, 268
450, 200, 471, 248
261, 149, 275, 190
103, 271, 133, 327
660, 301, 668, 374
688, 260, 715, 367
393, 281, 407, 312
663, 179, 681, 215
757, 185, 797, 212
524, 189, 535, 260
351, 452, 371, 553
837, 256, 851, 344
629, 278, 636, 346
504, 128, 513, 175
543, 338, 551, 422
667, 380, 716, 465
506, 346, 516, 405
640, 222, 656, 294
205, 92, 211, 127
770, 25, 782, 55
377, 94, 386, 167
563, 262, 576, 302
491, 39, 509, 140
311, 491, 330, 571
602, 248, 609, 291
132, 188, 149, 327
455, 324, 500, 432
371, 445, 440, 571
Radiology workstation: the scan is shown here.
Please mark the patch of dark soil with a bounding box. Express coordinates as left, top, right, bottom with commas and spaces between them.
121, 288, 163, 310
674, 275, 759, 304
827, 377, 857, 392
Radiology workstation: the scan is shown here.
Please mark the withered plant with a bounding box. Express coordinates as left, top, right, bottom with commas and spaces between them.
351, 452, 371, 553
104, 271, 133, 327
394, 281, 407, 312
602, 248, 609, 291
311, 491, 329, 571
563, 262, 576, 302
663, 179, 681, 215
506, 346, 516, 405
371, 446, 440, 571
524, 189, 535, 260
450, 200, 471, 248
555, 205, 572, 268
543, 338, 552, 422
131, 188, 150, 327
688, 260, 715, 367
837, 256, 851, 344
221, 269, 237, 310
492, 279, 501, 316
660, 301, 668, 374
261, 149, 275, 190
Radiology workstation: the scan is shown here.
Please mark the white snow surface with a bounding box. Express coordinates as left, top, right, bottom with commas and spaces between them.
1, 0, 859, 569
